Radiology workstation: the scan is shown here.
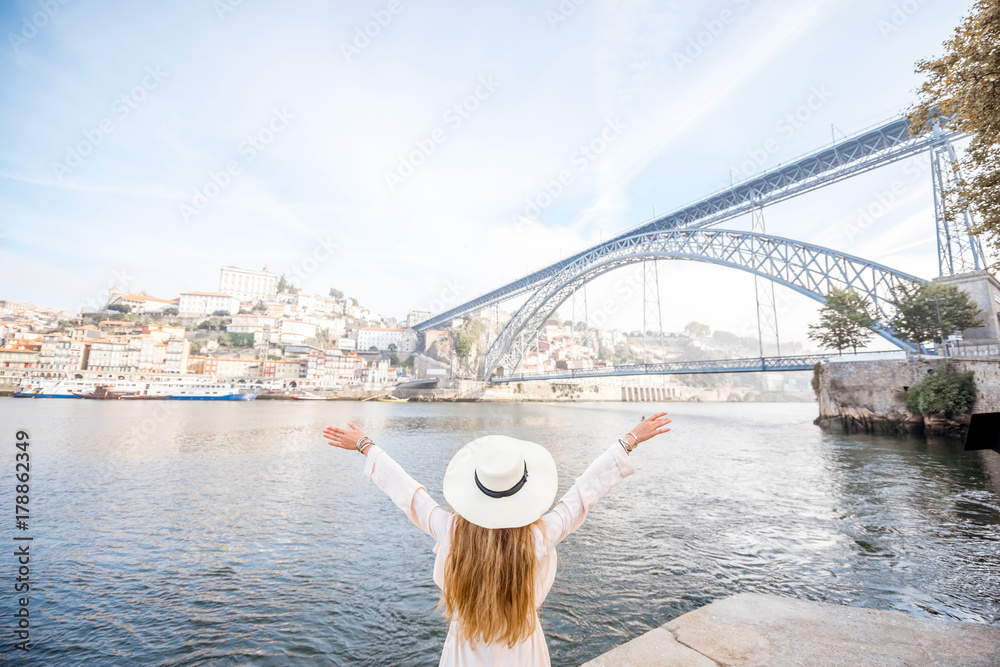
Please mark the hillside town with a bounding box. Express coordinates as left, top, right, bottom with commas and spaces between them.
0, 264, 813, 397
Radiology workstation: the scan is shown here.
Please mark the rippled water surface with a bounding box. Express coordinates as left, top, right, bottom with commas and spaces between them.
2, 399, 999, 666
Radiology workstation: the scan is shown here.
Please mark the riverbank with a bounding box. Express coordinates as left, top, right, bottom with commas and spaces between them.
815, 355, 1000, 438
583, 593, 1000, 666
0, 378, 815, 402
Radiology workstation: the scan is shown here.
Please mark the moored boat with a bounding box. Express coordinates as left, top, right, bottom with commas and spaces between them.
15, 377, 257, 400
289, 391, 339, 400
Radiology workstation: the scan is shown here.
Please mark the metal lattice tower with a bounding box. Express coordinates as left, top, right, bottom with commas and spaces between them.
642, 260, 664, 364
750, 202, 781, 356
930, 123, 985, 276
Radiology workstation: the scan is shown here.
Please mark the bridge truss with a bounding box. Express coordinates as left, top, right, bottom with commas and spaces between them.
482, 229, 923, 379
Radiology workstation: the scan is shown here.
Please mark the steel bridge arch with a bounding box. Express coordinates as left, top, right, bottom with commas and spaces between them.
484, 229, 925, 379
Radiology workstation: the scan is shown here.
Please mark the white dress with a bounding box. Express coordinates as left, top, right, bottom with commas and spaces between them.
362, 441, 636, 666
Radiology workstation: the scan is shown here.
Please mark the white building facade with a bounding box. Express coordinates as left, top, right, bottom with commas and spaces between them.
349, 328, 418, 354
219, 266, 278, 304
179, 292, 241, 317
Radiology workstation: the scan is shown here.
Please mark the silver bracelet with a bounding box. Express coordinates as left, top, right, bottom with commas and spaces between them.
618, 438, 634, 454
356, 436, 374, 453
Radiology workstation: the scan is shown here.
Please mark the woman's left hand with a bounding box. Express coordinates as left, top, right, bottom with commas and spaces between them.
323, 422, 369, 452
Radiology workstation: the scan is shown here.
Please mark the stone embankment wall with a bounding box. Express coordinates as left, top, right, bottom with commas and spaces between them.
397, 380, 808, 403
816, 356, 1000, 436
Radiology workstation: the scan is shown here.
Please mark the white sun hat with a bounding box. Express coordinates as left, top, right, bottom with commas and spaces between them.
442, 435, 558, 529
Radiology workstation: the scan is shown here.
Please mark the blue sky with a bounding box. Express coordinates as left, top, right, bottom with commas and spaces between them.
0, 0, 985, 349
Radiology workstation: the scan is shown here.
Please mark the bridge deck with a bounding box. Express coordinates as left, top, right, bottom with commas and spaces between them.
488, 352, 899, 383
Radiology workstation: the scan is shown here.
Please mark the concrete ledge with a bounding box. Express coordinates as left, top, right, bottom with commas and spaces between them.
581, 593, 1000, 666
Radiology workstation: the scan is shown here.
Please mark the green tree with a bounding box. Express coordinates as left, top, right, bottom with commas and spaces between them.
277, 275, 299, 294
890, 281, 982, 346
807, 287, 876, 354
907, 0, 1000, 271
684, 321, 710, 338
906, 361, 976, 418
455, 316, 486, 357
163, 307, 179, 316
108, 303, 131, 314
329, 288, 344, 299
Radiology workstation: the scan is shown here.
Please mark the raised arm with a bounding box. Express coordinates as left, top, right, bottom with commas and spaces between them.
538, 412, 671, 548
324, 423, 452, 544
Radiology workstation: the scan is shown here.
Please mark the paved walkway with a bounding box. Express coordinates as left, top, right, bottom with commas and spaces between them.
581, 593, 1000, 666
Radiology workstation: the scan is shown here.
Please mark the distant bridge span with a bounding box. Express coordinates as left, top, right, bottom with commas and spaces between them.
490, 353, 866, 383
484, 229, 923, 379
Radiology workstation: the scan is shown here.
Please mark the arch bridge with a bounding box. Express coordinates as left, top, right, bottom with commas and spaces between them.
411, 116, 986, 382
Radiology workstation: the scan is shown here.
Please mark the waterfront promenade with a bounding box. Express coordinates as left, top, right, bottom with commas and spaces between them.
584, 593, 1000, 666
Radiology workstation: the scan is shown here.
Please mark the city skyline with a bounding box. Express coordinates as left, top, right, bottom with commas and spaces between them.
1, 0, 990, 351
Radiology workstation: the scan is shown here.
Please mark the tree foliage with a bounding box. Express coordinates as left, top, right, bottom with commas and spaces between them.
277, 274, 299, 295
218, 332, 254, 347
455, 316, 486, 357
684, 321, 710, 338
890, 281, 982, 345
807, 287, 876, 354
329, 288, 344, 299
906, 362, 977, 418
907, 0, 1000, 271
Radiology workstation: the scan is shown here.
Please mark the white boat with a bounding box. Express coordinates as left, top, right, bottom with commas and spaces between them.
15, 376, 258, 401
288, 391, 339, 400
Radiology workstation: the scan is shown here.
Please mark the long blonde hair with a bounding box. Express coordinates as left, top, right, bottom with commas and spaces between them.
438, 514, 538, 648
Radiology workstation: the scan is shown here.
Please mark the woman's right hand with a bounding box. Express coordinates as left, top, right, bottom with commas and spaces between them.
629, 412, 671, 445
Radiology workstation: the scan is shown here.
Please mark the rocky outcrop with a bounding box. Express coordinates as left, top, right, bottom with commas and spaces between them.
815, 355, 1000, 438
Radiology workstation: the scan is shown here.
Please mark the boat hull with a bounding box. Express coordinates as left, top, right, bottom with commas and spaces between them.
13, 393, 84, 398
168, 394, 257, 401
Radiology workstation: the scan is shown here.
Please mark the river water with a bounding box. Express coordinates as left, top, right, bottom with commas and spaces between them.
1, 399, 998, 666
